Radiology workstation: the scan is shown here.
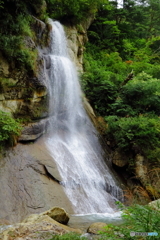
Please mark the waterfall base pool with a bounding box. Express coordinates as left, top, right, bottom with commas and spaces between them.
68, 212, 123, 231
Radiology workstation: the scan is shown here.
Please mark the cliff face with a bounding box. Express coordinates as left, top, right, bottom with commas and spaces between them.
0, 17, 93, 141
65, 18, 93, 73
0, 138, 74, 223
0, 18, 50, 141
0, 16, 93, 223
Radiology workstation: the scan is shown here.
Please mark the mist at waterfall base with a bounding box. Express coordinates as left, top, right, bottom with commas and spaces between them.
44, 19, 123, 221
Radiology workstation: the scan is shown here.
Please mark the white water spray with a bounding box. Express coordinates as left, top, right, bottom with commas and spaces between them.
45, 20, 123, 213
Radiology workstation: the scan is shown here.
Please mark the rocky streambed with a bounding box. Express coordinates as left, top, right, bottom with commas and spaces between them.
0, 206, 122, 240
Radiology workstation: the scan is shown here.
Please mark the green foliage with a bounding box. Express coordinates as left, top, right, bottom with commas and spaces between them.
0, 34, 38, 71
0, 111, 22, 145
88, 0, 160, 59
82, 50, 121, 115
113, 73, 160, 116
0, 0, 3, 8
105, 115, 160, 156
49, 205, 160, 240
83, 49, 160, 117
48, 232, 87, 240
100, 203, 160, 240
0, 78, 17, 90
0, 1, 42, 71
46, 0, 104, 23
82, 2, 160, 169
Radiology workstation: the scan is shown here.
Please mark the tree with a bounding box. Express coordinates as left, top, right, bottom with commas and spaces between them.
0, 111, 22, 146
46, 0, 103, 23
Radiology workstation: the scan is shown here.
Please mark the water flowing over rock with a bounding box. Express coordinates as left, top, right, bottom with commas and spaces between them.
44, 20, 123, 214
0, 140, 75, 223
0, 18, 124, 224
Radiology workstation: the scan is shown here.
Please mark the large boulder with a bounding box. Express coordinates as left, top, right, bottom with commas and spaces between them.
87, 222, 107, 234
19, 119, 49, 141
42, 207, 70, 224
0, 212, 81, 240
112, 150, 128, 168
149, 199, 160, 211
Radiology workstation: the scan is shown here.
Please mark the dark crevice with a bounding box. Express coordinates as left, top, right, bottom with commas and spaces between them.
43, 165, 61, 184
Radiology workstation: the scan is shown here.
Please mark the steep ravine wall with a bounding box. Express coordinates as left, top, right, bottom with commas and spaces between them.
0, 18, 50, 141
0, 17, 93, 223
0, 17, 91, 141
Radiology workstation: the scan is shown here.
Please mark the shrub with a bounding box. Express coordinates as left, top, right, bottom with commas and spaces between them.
48, 232, 87, 240
113, 73, 160, 116
82, 50, 125, 115
46, 0, 102, 23
0, 111, 22, 145
0, 1, 38, 71
105, 115, 160, 157
100, 203, 160, 240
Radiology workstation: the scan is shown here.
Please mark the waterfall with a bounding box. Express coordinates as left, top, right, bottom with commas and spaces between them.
45, 19, 123, 214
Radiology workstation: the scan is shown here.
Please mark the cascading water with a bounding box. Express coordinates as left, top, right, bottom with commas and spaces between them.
45, 19, 123, 214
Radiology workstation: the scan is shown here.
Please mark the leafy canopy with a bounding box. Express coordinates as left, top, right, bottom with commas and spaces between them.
82, 0, 160, 167
46, 0, 106, 23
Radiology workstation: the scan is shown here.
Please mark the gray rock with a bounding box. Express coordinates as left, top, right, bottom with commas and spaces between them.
43, 207, 70, 224
24, 36, 36, 49
87, 222, 107, 234
19, 119, 48, 141
0, 138, 74, 224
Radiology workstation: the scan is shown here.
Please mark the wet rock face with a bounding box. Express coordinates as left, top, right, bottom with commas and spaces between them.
19, 119, 49, 141
0, 138, 74, 224
65, 25, 86, 72
65, 17, 94, 73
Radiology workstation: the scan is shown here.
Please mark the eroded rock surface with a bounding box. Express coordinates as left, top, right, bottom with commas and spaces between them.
0, 137, 74, 224
0, 18, 50, 141
65, 17, 94, 73
112, 150, 128, 168
0, 209, 81, 240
